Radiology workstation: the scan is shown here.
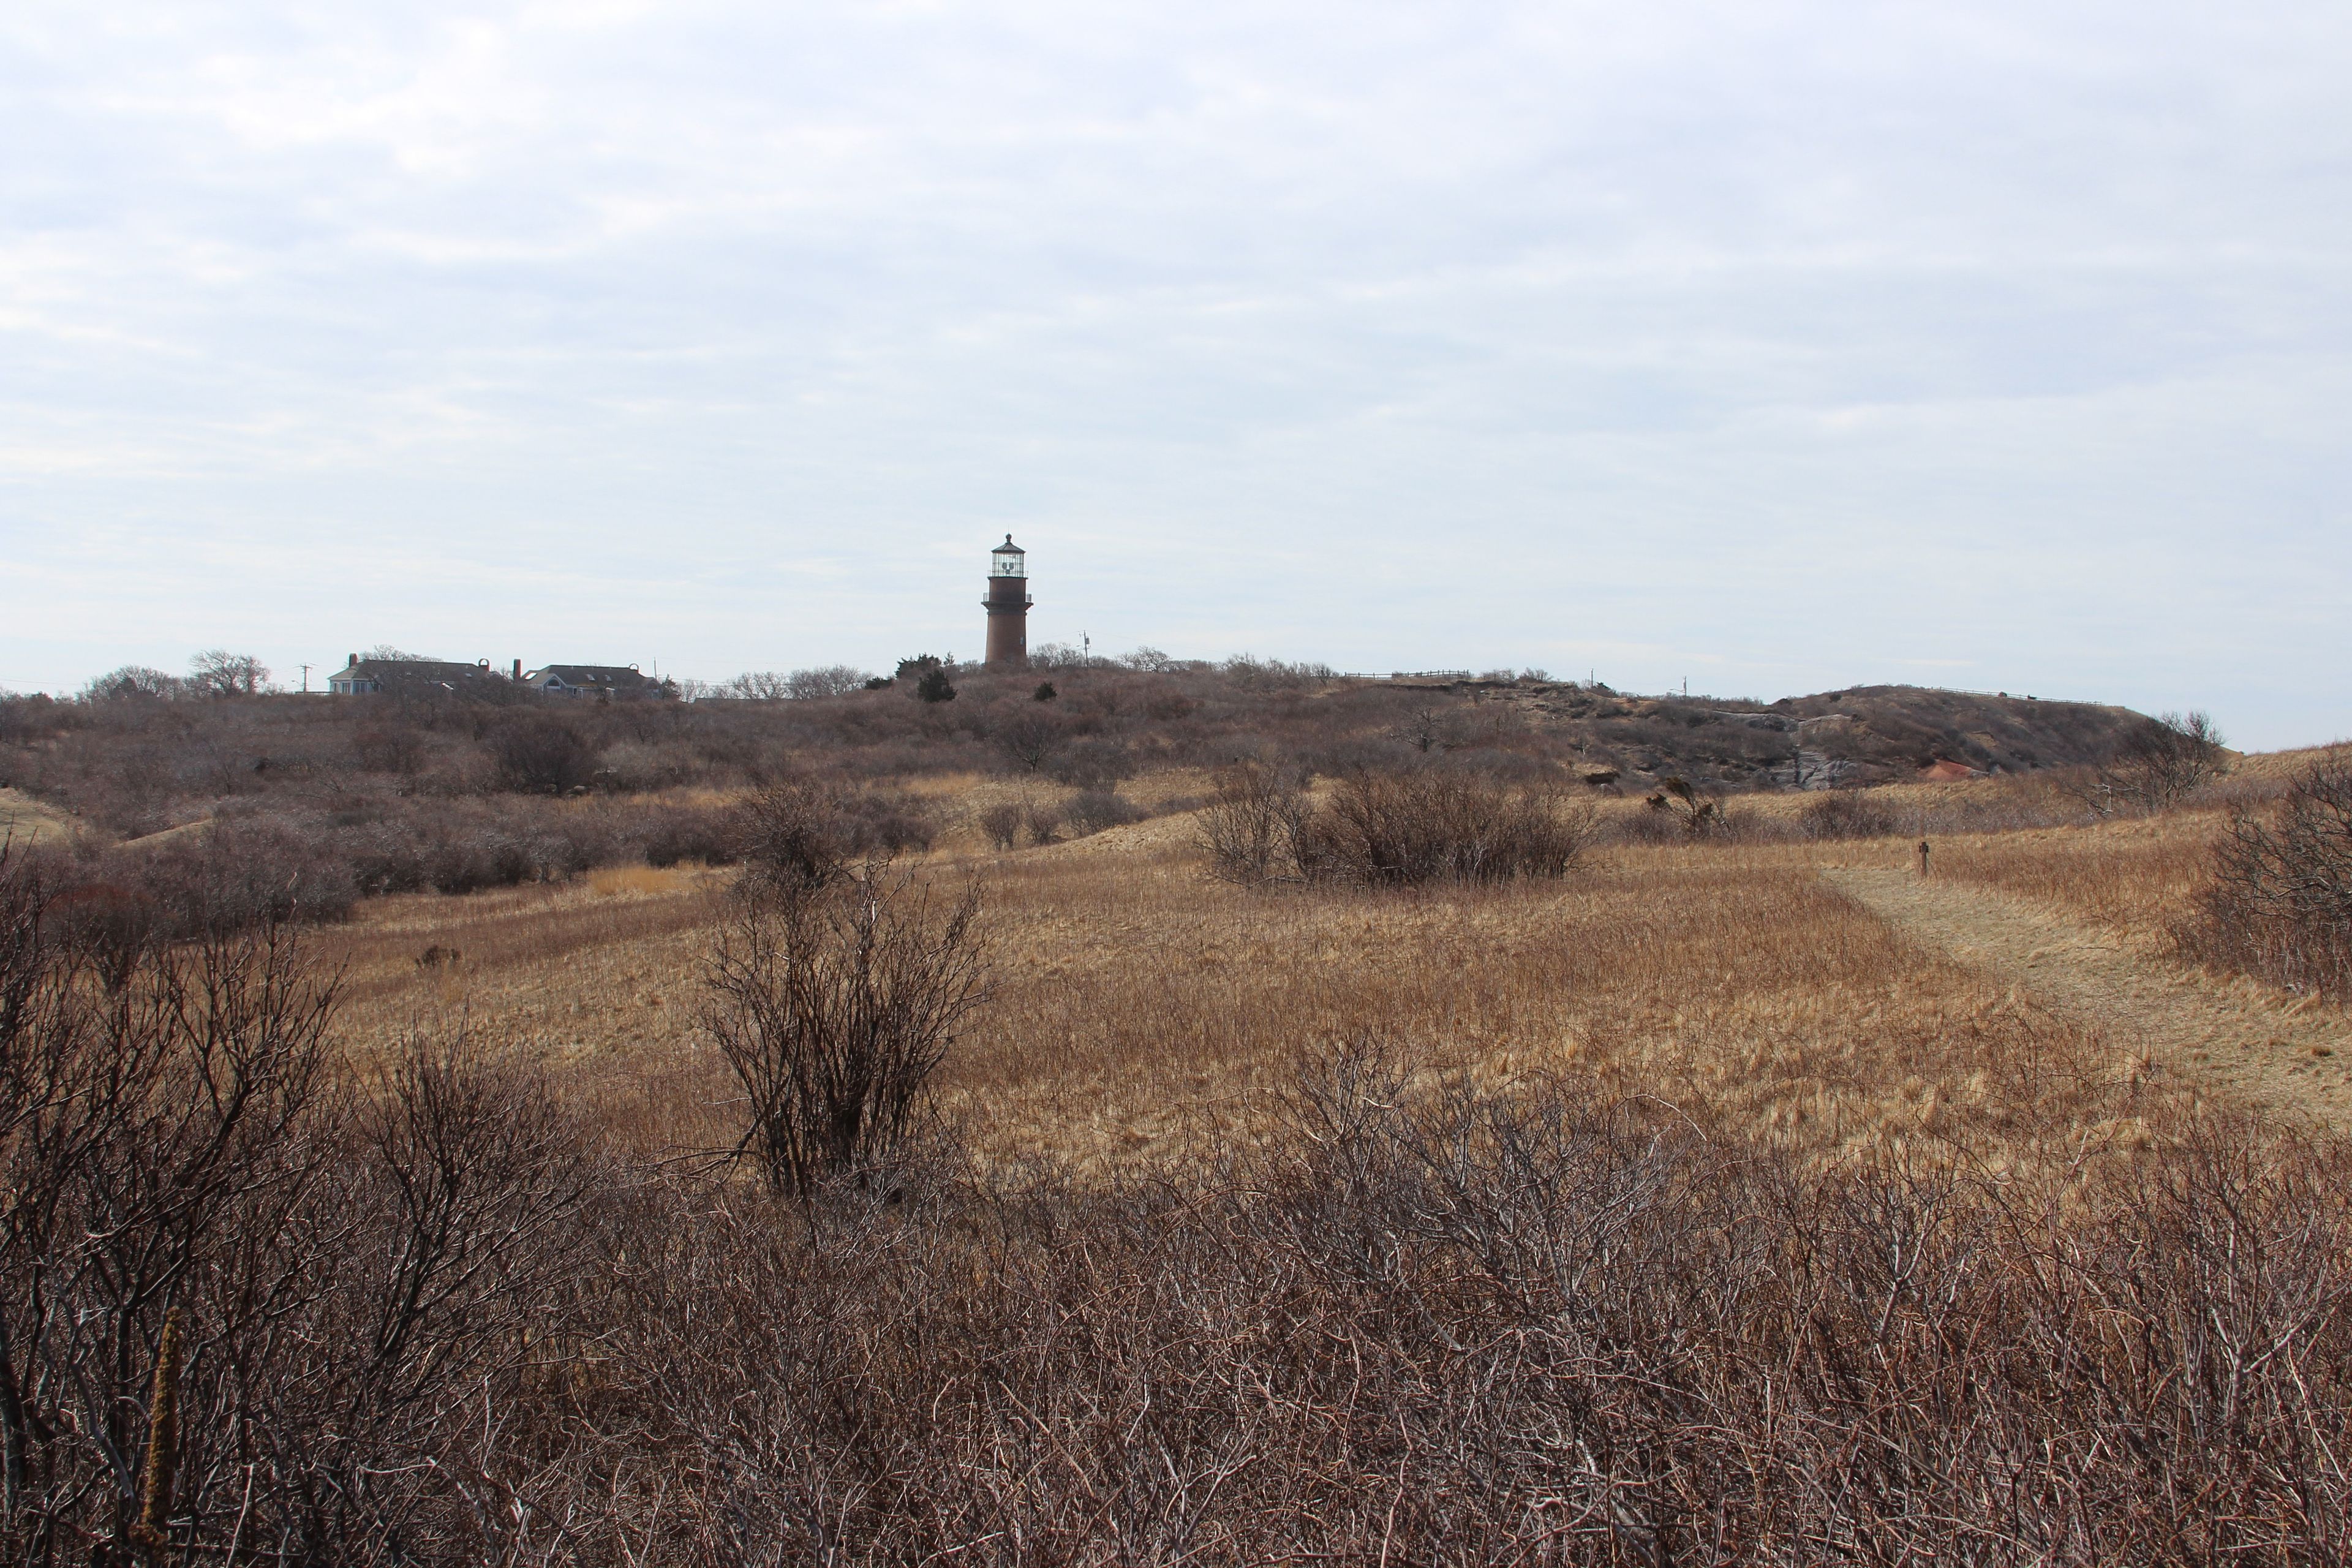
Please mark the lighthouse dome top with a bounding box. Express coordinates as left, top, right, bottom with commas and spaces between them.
990, 535, 1027, 576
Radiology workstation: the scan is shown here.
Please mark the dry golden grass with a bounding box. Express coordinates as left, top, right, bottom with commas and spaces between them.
1926, 809, 2223, 937
0, 786, 81, 847
317, 780, 2285, 1181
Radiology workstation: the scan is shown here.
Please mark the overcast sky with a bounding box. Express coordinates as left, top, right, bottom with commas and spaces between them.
2, 0, 2346, 746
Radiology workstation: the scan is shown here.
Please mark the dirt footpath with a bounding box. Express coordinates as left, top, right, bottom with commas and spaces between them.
1825, 865, 2352, 1130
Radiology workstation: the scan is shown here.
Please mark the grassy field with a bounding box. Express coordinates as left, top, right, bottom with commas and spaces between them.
322, 759, 2351, 1182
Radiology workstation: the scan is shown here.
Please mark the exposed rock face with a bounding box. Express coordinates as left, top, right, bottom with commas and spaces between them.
1472, 682, 2144, 791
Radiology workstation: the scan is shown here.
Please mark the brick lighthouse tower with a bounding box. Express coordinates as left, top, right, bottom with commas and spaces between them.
984, 535, 1031, 668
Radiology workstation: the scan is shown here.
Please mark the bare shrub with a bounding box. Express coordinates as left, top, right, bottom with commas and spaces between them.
641, 802, 738, 867
1641, 774, 1728, 837
1046, 735, 1132, 790
578, 1048, 2352, 1562
2181, 755, 2352, 997
1022, 801, 1064, 846
1197, 759, 1310, 886
492, 715, 596, 794
0, 848, 601, 1561
350, 723, 426, 777
1298, 767, 1592, 885
1065, 788, 1145, 837
1798, 786, 1901, 840
703, 871, 987, 1196
978, 801, 1025, 851
731, 778, 935, 895
993, 709, 1064, 773
2068, 709, 2228, 816
0, 693, 75, 747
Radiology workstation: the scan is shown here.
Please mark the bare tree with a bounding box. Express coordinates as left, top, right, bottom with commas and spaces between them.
187, 649, 272, 698
994, 710, 1065, 774
722, 671, 793, 701
2068, 710, 2228, 816
783, 666, 874, 700
77, 665, 184, 703
703, 870, 987, 1197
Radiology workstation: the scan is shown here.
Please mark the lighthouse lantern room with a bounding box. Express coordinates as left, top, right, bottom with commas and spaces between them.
984, 535, 1032, 668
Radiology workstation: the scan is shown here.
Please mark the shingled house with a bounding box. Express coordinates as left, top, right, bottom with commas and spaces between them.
326, 655, 500, 695
519, 664, 673, 701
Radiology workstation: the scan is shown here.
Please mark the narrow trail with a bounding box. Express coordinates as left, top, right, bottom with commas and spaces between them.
1823, 865, 2352, 1130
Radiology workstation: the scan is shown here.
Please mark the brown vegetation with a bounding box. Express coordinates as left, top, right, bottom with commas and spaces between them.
2184, 754, 2352, 999
705, 865, 986, 1196
2, 667, 2349, 1559
1199, 761, 1589, 887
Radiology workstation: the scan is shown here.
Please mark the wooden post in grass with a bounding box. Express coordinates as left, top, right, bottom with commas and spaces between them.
1918, 839, 1931, 877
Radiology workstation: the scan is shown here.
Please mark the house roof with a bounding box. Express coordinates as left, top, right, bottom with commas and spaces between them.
524, 664, 657, 688
335, 658, 493, 684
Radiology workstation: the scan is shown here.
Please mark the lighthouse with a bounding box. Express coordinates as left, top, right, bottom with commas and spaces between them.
984, 535, 1031, 668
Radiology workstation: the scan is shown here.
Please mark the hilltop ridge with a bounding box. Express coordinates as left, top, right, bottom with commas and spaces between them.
1463, 680, 2148, 790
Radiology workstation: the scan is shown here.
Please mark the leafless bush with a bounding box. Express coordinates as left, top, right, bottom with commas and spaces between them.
1640, 774, 1732, 838
977, 801, 1025, 851
1045, 735, 1133, 790
1797, 786, 1901, 840
0, 847, 601, 1561
1065, 789, 1145, 837
2066, 709, 2228, 817
1023, 802, 1065, 846
567, 1047, 2352, 1563
642, 802, 739, 867
703, 870, 987, 1197
993, 709, 1065, 773
2180, 755, 2352, 997
491, 714, 597, 794
1196, 758, 1310, 886
731, 778, 936, 895
1299, 767, 1593, 885
349, 722, 426, 777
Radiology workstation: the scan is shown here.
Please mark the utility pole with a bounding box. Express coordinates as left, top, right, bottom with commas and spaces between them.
1082, 630, 1091, 662
300, 663, 311, 693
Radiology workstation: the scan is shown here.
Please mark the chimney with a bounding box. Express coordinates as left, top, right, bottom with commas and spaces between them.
511, 658, 522, 680
348, 652, 358, 667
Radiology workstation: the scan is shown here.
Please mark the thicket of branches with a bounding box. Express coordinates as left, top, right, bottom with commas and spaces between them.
1199, 759, 1591, 887
0, 845, 594, 1563
2182, 755, 2352, 998
704, 782, 986, 1196
2062, 710, 2228, 817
